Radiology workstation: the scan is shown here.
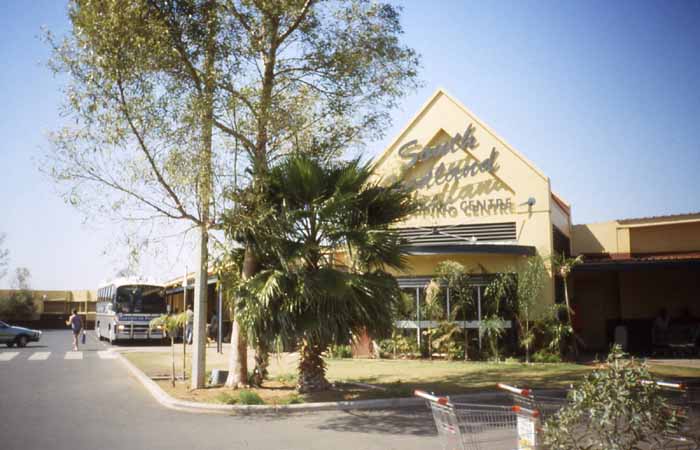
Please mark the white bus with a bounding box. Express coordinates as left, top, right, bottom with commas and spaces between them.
95, 278, 167, 344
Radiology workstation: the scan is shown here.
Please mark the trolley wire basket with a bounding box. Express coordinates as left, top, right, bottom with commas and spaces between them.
497, 384, 567, 422
415, 390, 542, 450
497, 381, 700, 450
650, 381, 700, 448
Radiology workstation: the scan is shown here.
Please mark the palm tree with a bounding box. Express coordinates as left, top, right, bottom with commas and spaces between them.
150, 313, 186, 387
232, 155, 416, 392
551, 253, 584, 357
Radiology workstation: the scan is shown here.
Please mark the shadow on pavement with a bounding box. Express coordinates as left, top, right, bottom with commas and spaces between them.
315, 408, 437, 437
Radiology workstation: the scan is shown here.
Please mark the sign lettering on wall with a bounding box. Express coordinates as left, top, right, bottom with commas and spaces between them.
391, 123, 515, 219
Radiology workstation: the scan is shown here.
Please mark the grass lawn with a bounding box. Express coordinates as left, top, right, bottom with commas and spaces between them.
123, 347, 700, 405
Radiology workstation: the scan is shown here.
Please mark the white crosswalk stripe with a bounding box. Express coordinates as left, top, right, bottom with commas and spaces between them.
64, 351, 83, 360
28, 352, 51, 361
97, 351, 117, 360
0, 352, 19, 361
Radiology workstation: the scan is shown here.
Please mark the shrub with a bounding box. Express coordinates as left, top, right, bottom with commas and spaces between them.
430, 321, 465, 360
532, 349, 562, 363
238, 390, 265, 405
327, 344, 353, 359
281, 394, 304, 405
274, 372, 297, 383
542, 345, 690, 449
215, 392, 238, 405
378, 333, 419, 358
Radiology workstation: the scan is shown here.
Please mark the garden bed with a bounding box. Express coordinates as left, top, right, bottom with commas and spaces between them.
122, 349, 700, 405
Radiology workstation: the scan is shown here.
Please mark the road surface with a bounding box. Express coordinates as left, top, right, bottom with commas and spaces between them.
0, 329, 438, 450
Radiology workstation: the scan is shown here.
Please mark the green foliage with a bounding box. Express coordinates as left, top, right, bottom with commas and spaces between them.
539, 304, 573, 357
238, 390, 265, 405
217, 389, 265, 405
486, 255, 546, 363
273, 373, 297, 384
479, 315, 506, 361
215, 392, 239, 405
230, 155, 416, 391
429, 321, 465, 360
378, 334, 419, 358
543, 345, 689, 449
0, 290, 35, 321
433, 261, 475, 319
531, 349, 562, 363
327, 344, 353, 359
149, 313, 186, 336
281, 394, 304, 405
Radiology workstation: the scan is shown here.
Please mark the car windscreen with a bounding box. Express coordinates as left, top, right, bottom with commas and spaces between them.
115, 285, 165, 314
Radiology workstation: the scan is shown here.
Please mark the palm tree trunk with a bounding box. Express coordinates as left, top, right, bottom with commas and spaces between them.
226, 245, 254, 388
563, 277, 579, 359
297, 338, 330, 393
251, 341, 270, 387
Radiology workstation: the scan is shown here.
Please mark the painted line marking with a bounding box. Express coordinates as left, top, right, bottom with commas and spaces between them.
0, 352, 19, 361
28, 352, 51, 361
65, 351, 83, 360
98, 351, 117, 360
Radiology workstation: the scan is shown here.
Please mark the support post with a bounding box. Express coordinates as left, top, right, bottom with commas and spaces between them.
416, 287, 421, 348
217, 284, 223, 354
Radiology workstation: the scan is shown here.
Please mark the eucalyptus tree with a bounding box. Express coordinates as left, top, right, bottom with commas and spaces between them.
46, 0, 419, 389
231, 155, 416, 392
486, 255, 546, 363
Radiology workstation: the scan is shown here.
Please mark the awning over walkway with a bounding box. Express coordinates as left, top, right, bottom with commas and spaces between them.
573, 252, 700, 272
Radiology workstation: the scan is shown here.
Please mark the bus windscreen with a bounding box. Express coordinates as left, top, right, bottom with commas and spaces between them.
115, 285, 165, 314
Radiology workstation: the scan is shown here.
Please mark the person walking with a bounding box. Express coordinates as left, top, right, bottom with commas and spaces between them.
66, 309, 83, 351
185, 304, 194, 345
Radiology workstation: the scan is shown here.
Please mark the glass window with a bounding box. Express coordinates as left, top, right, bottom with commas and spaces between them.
115, 285, 165, 314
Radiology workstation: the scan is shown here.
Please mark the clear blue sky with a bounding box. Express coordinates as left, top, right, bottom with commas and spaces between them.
1, 0, 699, 289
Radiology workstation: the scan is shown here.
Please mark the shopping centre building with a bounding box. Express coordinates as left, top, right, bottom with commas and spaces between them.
363, 88, 699, 354
159, 89, 699, 356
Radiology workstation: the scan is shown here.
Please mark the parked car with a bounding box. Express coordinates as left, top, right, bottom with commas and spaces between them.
0, 320, 42, 347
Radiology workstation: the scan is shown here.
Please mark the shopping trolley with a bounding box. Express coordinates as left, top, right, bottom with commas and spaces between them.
415, 390, 542, 450
497, 381, 700, 450
497, 383, 567, 421
648, 381, 700, 449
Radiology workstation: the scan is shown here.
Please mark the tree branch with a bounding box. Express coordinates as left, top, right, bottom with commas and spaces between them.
276, 0, 315, 46
115, 77, 201, 225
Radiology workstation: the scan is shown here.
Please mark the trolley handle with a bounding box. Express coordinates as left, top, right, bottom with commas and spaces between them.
414, 390, 450, 405
641, 380, 686, 390
497, 383, 532, 397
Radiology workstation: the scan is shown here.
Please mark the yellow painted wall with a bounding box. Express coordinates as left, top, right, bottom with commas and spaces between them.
571, 221, 627, 255
373, 89, 557, 306
572, 217, 700, 256
391, 253, 527, 277
630, 222, 700, 253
